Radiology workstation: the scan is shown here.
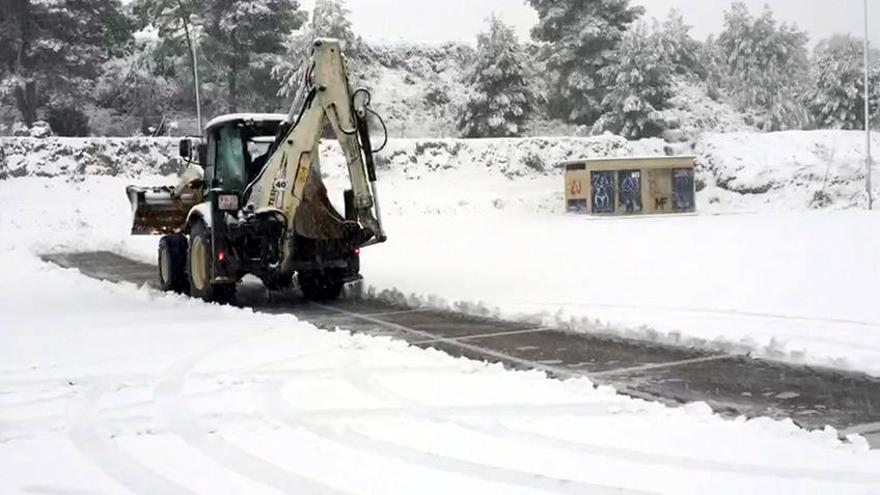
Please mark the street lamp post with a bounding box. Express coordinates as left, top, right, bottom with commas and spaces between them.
866, 0, 874, 210
177, 0, 203, 134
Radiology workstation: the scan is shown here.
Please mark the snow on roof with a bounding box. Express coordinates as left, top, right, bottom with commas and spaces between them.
560, 155, 696, 165
205, 113, 287, 130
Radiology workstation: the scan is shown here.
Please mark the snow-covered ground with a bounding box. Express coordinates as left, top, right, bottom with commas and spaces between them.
1, 179, 880, 493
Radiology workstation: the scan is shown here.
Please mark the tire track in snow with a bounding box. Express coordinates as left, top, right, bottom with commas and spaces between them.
153, 334, 353, 495
340, 357, 880, 485
68, 380, 198, 495
260, 353, 658, 495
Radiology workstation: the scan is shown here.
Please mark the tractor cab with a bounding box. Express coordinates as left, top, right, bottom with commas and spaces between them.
181, 113, 287, 193
128, 114, 286, 235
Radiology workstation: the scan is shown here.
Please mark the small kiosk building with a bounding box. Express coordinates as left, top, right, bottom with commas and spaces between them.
563, 156, 697, 215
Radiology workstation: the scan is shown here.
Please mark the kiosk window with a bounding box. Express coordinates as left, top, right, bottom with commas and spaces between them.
590, 171, 615, 214
617, 170, 642, 213
671, 168, 695, 212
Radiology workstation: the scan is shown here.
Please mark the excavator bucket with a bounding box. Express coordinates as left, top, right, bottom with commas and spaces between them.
126, 185, 199, 235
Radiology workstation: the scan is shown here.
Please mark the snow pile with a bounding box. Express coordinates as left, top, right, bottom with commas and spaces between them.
697, 130, 880, 209
1, 182, 879, 492
0, 136, 179, 179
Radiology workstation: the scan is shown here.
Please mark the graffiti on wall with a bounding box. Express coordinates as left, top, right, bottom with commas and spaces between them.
617, 170, 642, 213
672, 168, 695, 211
590, 171, 615, 213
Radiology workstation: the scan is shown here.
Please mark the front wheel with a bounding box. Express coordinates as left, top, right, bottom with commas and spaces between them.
158, 234, 188, 293
298, 271, 343, 301
188, 219, 235, 304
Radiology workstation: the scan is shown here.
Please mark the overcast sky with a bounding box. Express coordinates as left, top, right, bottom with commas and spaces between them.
299, 0, 880, 48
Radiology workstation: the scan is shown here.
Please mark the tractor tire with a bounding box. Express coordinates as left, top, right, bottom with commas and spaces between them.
158, 234, 188, 293
298, 271, 343, 301
187, 219, 236, 304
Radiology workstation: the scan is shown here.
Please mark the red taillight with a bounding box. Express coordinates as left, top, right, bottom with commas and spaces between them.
353, 247, 360, 256
217, 250, 226, 262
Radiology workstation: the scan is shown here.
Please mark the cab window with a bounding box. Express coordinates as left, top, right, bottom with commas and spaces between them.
212, 125, 247, 192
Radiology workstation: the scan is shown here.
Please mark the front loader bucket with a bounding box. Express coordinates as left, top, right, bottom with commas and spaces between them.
126, 185, 198, 235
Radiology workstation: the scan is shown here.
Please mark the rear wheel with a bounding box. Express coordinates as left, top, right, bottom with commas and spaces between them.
158, 234, 188, 293
299, 271, 343, 301
188, 219, 235, 304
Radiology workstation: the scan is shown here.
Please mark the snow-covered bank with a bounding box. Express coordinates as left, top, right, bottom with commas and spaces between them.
0, 136, 178, 179
3, 130, 878, 208
1, 201, 879, 494
697, 130, 880, 210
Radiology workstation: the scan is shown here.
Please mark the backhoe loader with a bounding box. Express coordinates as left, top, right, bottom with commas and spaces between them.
126, 39, 387, 303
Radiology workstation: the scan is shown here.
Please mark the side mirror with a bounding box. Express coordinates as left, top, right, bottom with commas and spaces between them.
179, 138, 191, 159
197, 143, 208, 165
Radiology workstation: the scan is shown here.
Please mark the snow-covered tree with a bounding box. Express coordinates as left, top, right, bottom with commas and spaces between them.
201, 0, 307, 112
274, 0, 363, 100
808, 35, 880, 130
594, 23, 673, 139
714, 2, 810, 130
96, 26, 179, 133
527, 0, 644, 125
655, 10, 702, 76
312, 0, 357, 49
0, 0, 133, 126
457, 15, 536, 138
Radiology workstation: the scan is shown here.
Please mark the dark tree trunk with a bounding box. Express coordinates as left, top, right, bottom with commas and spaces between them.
11, 0, 36, 125
228, 28, 240, 113
228, 67, 238, 113
14, 79, 37, 126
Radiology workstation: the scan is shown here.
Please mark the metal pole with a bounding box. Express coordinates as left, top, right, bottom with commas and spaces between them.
177, 0, 203, 134
866, 0, 873, 210
193, 37, 203, 133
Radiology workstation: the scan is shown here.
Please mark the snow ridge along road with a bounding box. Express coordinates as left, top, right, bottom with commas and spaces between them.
42, 251, 880, 448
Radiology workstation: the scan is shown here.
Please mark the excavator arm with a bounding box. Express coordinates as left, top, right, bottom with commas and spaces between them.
247, 38, 385, 262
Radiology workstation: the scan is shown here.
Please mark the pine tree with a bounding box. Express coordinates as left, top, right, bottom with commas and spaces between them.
96, 26, 179, 132
312, 0, 357, 49
274, 0, 362, 100
715, 2, 810, 130
655, 10, 702, 76
595, 23, 673, 139
129, 0, 203, 101
201, 0, 306, 112
527, 0, 644, 125
458, 15, 536, 138
0, 0, 133, 126
808, 35, 880, 130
